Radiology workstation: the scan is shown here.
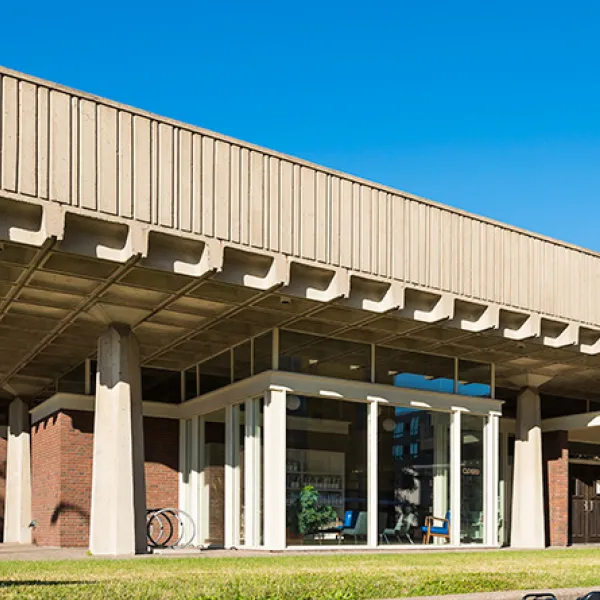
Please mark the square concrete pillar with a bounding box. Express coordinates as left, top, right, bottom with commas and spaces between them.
263, 388, 286, 550
3, 398, 31, 544
510, 386, 545, 548
90, 326, 146, 555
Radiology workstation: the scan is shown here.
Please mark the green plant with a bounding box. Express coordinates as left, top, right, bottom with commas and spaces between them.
289, 485, 338, 536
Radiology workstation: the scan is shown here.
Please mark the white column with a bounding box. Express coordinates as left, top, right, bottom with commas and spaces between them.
3, 398, 31, 544
245, 397, 261, 547
90, 325, 146, 556
450, 409, 461, 545
189, 415, 200, 546
197, 416, 208, 545
432, 413, 449, 541
367, 401, 378, 546
511, 386, 545, 548
225, 404, 241, 548
484, 412, 500, 546
263, 388, 286, 550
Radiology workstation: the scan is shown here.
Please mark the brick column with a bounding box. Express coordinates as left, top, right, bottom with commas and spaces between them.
543, 430, 569, 546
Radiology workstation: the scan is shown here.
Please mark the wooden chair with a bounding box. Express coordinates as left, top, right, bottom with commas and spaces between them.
421, 510, 450, 544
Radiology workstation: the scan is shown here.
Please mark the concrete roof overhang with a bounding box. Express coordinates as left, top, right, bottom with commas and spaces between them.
2, 66, 600, 404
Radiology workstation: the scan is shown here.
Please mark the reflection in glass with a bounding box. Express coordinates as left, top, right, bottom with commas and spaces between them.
280, 330, 371, 382
458, 360, 491, 397
286, 396, 368, 545
375, 346, 455, 393
204, 408, 226, 547
460, 414, 484, 543
379, 406, 450, 545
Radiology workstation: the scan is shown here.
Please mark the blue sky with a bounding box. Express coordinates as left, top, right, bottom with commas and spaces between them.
2, 1, 599, 250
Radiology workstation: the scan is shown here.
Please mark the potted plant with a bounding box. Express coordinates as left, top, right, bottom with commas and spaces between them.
288, 485, 337, 543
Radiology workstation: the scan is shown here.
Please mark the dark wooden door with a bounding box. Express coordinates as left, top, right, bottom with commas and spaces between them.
571, 466, 600, 544
588, 470, 600, 544
571, 467, 587, 544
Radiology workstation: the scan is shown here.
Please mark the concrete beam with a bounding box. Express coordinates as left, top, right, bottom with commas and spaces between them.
90, 326, 146, 556
3, 398, 32, 544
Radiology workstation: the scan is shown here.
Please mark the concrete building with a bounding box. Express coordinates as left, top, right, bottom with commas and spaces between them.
0, 66, 599, 554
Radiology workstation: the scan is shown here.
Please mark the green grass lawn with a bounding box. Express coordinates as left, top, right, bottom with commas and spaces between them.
0, 549, 600, 599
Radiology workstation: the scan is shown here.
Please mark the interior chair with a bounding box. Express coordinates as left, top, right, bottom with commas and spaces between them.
421, 510, 450, 544
341, 511, 368, 543
382, 512, 416, 544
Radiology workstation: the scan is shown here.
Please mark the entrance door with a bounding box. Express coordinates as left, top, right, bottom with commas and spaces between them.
570, 465, 600, 544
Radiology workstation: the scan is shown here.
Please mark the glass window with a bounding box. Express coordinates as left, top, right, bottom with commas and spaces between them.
394, 422, 404, 439
410, 416, 420, 436
280, 330, 371, 382
203, 408, 226, 547
253, 330, 273, 375
460, 414, 484, 544
375, 346, 455, 393
286, 396, 368, 545
142, 367, 181, 403
184, 367, 198, 400
379, 407, 450, 546
198, 351, 231, 395
233, 341, 252, 381
457, 360, 491, 398
57, 362, 87, 394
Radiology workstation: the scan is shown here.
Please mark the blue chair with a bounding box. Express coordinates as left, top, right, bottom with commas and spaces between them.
421, 510, 450, 544
341, 510, 358, 529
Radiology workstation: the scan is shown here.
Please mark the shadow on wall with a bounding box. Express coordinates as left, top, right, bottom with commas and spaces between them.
50, 502, 89, 526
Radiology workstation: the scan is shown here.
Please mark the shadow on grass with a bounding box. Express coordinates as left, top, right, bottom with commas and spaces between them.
0, 581, 96, 587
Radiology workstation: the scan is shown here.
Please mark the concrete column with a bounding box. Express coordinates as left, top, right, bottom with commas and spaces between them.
263, 388, 286, 550
367, 401, 378, 547
510, 383, 547, 548
90, 325, 146, 556
224, 404, 241, 548
3, 398, 31, 544
244, 397, 261, 547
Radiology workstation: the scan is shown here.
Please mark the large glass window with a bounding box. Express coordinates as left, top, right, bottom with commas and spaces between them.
374, 346, 455, 393
460, 414, 485, 543
280, 331, 371, 382
379, 407, 450, 545
458, 360, 492, 398
204, 408, 226, 547
286, 396, 368, 545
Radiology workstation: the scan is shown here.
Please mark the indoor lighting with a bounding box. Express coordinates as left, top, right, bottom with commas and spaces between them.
382, 418, 396, 432
308, 359, 318, 365
286, 394, 301, 411
349, 364, 361, 371
387, 370, 398, 376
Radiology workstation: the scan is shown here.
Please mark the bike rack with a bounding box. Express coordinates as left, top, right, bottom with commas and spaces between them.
146, 507, 197, 549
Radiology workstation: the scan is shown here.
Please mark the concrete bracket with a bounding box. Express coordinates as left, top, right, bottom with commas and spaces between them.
142, 231, 219, 277
284, 261, 350, 302
400, 291, 454, 324
342, 275, 404, 313
0, 198, 65, 247
501, 313, 541, 341
541, 321, 579, 349
213, 246, 289, 291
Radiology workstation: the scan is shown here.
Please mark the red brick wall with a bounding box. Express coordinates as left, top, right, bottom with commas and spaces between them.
31, 410, 179, 548
543, 430, 569, 546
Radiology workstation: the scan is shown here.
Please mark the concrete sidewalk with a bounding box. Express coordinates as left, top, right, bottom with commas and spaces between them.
385, 589, 595, 600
